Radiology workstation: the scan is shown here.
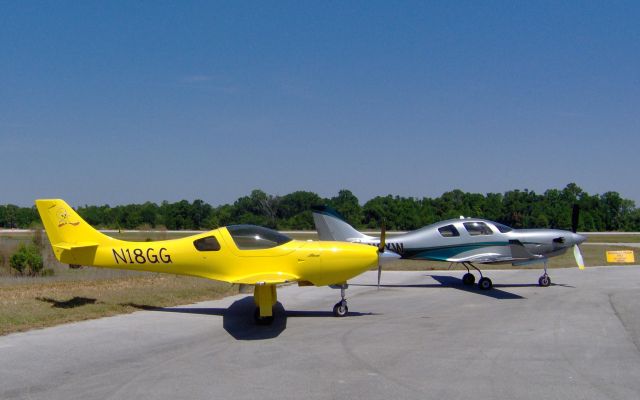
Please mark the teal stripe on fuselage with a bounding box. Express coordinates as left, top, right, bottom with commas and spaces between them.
403, 241, 510, 261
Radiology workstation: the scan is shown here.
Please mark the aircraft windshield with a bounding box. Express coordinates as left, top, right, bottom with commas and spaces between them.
227, 225, 293, 250
493, 222, 513, 233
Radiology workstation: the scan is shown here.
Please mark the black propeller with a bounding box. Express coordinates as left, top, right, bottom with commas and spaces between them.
377, 220, 386, 289
571, 204, 580, 233
571, 203, 585, 269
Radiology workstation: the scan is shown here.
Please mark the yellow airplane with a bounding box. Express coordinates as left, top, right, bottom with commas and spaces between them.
36, 199, 394, 324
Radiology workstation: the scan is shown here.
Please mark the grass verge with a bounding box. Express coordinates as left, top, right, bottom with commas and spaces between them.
0, 274, 237, 336
582, 233, 640, 243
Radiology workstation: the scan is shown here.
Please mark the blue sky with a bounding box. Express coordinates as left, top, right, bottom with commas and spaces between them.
1, 1, 639, 207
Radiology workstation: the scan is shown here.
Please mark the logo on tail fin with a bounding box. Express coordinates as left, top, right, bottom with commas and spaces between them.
56, 208, 80, 228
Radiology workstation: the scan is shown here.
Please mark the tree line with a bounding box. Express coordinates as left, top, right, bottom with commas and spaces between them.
1, 183, 639, 231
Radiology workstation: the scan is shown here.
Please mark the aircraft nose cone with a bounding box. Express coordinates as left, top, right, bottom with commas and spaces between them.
573, 233, 587, 245
379, 250, 401, 265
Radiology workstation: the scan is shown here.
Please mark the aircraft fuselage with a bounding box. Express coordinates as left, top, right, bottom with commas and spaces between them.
351, 218, 586, 265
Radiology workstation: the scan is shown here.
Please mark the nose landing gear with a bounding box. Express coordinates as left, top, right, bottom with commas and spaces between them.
332, 284, 349, 317
538, 261, 551, 287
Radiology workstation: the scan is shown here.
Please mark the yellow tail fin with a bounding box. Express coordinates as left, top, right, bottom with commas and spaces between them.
35, 199, 116, 262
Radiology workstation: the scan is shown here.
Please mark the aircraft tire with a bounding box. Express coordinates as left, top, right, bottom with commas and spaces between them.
538, 275, 551, 287
462, 273, 475, 285
333, 301, 348, 317
253, 308, 274, 325
478, 277, 492, 290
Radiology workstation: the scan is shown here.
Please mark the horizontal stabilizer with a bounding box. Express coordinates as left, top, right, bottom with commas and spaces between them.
53, 242, 99, 251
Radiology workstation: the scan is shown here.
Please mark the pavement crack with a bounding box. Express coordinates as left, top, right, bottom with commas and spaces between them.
608, 293, 640, 355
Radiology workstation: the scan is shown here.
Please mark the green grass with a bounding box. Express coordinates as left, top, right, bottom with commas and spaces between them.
0, 275, 237, 336
583, 233, 640, 243
0, 230, 240, 335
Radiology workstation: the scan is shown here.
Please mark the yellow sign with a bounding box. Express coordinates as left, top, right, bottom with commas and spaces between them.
606, 250, 635, 263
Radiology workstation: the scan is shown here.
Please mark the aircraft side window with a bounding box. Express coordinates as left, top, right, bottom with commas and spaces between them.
438, 225, 460, 237
463, 222, 493, 236
194, 236, 221, 251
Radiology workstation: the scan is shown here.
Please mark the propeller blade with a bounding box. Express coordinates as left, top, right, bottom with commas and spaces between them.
377, 220, 386, 289
571, 204, 580, 233
573, 245, 585, 270
378, 220, 386, 253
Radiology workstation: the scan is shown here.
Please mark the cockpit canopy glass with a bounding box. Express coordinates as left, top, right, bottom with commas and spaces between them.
463, 221, 493, 236
438, 224, 460, 237
493, 222, 513, 233
227, 225, 293, 250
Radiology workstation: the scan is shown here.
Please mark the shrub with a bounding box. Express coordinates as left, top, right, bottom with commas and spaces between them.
10, 243, 44, 276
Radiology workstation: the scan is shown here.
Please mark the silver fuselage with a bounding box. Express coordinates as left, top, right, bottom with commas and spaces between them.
351, 218, 586, 265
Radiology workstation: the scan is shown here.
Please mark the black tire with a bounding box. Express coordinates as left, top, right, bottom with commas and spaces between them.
478, 277, 493, 290
538, 275, 551, 287
333, 301, 348, 317
462, 273, 475, 285
253, 307, 274, 325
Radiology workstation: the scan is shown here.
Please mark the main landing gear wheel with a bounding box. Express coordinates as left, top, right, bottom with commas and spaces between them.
538, 274, 551, 287
253, 308, 274, 325
462, 273, 475, 285
478, 277, 493, 290
333, 301, 348, 317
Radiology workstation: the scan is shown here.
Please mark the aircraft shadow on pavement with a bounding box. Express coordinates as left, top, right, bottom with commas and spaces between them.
355, 274, 573, 299
428, 275, 525, 299
428, 274, 574, 289
37, 296, 98, 309
124, 296, 372, 341
354, 275, 525, 299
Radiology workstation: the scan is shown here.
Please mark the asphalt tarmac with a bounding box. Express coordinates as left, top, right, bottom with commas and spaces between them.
2, 266, 640, 400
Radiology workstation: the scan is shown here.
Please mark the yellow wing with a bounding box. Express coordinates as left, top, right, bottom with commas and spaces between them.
231, 272, 300, 285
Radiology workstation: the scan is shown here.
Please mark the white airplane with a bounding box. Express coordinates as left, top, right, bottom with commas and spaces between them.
313, 206, 586, 290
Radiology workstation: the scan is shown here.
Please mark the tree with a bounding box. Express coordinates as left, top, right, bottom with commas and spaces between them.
191, 199, 212, 229
1, 205, 19, 228
140, 202, 159, 228
329, 190, 362, 227
601, 191, 624, 231
278, 191, 324, 229
233, 189, 280, 228
482, 193, 503, 222
3, 184, 640, 231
